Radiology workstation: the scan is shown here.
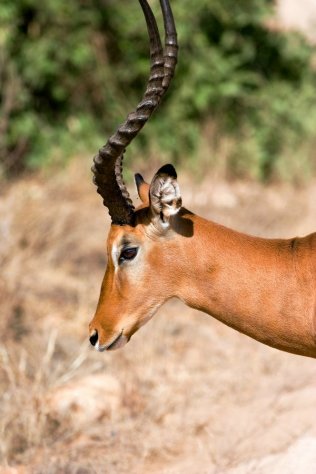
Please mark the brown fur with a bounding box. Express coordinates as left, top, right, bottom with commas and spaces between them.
89, 175, 316, 358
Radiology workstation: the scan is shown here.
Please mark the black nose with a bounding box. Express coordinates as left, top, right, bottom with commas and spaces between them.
89, 329, 98, 346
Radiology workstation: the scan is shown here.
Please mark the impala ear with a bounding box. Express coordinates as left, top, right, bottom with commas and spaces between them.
135, 173, 150, 204
149, 164, 182, 226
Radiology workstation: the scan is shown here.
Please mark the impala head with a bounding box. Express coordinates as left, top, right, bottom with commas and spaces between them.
89, 0, 180, 351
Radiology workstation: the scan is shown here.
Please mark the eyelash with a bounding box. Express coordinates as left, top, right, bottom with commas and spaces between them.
119, 247, 138, 264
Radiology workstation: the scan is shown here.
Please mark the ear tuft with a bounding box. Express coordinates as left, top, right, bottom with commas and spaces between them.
135, 173, 150, 204
134, 173, 145, 188
149, 164, 182, 227
156, 164, 177, 179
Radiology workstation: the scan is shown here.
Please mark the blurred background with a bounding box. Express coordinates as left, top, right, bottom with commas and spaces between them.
1, 0, 316, 181
1, 0, 316, 473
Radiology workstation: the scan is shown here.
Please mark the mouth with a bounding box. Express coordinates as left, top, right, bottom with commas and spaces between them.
95, 330, 128, 352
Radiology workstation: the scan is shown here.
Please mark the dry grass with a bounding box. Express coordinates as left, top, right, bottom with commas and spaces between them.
1, 159, 316, 474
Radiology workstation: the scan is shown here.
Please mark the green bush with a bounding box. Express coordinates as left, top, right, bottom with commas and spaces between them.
1, 0, 316, 180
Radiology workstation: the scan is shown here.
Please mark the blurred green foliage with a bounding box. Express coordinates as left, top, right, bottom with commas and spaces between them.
1, 0, 316, 180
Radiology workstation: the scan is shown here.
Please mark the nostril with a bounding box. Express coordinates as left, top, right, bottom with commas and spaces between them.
89, 329, 98, 347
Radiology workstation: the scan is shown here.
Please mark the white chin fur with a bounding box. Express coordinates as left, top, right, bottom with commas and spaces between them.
95, 333, 128, 352
107, 334, 128, 351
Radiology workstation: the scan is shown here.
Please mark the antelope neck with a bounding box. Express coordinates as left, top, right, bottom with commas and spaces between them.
173, 212, 316, 357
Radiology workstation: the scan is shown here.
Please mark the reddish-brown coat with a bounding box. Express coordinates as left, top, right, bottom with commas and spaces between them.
89, 205, 316, 358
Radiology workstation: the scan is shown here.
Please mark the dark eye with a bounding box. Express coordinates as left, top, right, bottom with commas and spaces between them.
119, 247, 138, 264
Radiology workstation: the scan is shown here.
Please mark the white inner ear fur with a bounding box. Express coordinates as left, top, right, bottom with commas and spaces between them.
150, 175, 182, 223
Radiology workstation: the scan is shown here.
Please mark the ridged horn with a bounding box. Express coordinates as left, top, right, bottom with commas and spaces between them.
160, 0, 178, 92
92, 0, 178, 225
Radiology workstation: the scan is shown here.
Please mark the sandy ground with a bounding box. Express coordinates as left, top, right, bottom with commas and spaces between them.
0, 160, 315, 474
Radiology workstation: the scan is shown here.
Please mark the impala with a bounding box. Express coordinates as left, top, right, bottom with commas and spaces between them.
89, 0, 316, 358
